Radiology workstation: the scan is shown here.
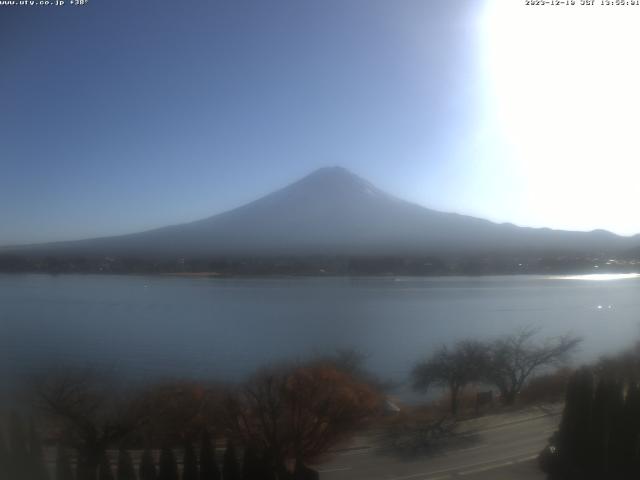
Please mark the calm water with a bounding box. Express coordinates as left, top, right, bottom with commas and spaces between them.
1, 273, 639, 394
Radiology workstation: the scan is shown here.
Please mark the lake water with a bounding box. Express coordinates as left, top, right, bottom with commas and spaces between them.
1, 273, 639, 397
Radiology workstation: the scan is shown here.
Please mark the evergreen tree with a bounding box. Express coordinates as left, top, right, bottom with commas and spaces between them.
77, 452, 100, 480
542, 372, 640, 480
116, 449, 136, 480
198, 430, 220, 480
139, 449, 157, 480
9, 412, 29, 480
157, 446, 178, 480
222, 441, 240, 480
0, 431, 10, 480
28, 419, 49, 480
589, 378, 610, 479
623, 383, 640, 478
241, 445, 261, 480
556, 368, 594, 479
613, 383, 640, 478
182, 441, 198, 480
606, 380, 626, 478
98, 452, 114, 480
259, 451, 277, 480
55, 445, 74, 480
293, 459, 319, 480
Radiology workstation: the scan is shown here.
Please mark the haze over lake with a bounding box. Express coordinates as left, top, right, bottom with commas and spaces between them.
2, 273, 639, 398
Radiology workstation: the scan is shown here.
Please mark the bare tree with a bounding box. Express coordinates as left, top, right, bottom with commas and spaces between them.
135, 380, 227, 444
484, 327, 582, 405
226, 361, 381, 476
34, 369, 146, 480
318, 348, 396, 393
412, 340, 488, 415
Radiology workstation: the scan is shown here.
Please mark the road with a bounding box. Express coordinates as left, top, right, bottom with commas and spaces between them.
317, 409, 560, 480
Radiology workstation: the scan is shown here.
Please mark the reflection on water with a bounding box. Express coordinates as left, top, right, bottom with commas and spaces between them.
1, 273, 640, 400
553, 273, 640, 281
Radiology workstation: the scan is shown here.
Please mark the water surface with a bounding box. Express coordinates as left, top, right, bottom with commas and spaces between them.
1, 273, 639, 394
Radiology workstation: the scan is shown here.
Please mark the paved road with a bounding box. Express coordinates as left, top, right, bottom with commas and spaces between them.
317, 411, 559, 480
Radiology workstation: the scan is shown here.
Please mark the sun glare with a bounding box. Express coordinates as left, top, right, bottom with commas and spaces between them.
554, 273, 640, 281
480, 1, 640, 235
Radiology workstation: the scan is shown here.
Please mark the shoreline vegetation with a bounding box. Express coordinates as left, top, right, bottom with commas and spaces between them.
5, 319, 638, 480
0, 327, 585, 480
0, 330, 580, 480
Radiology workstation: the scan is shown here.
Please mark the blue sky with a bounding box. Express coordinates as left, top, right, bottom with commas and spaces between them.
2, 0, 640, 245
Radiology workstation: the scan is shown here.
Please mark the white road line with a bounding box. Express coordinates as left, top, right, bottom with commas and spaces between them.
459, 454, 538, 476
459, 460, 514, 475
385, 469, 451, 480
339, 448, 373, 456
517, 455, 538, 462
445, 444, 485, 455
473, 414, 560, 433
385, 451, 540, 480
441, 428, 554, 457
318, 466, 353, 473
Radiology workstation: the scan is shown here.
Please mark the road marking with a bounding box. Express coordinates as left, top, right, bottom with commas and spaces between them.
518, 455, 538, 462
339, 448, 373, 456
385, 451, 540, 480
318, 466, 353, 473
459, 454, 538, 476
320, 453, 539, 479
445, 444, 485, 455
459, 460, 514, 475
469, 413, 561, 433
439, 428, 553, 458
386, 469, 451, 480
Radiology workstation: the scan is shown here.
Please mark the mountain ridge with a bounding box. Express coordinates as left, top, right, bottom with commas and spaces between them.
2, 166, 638, 259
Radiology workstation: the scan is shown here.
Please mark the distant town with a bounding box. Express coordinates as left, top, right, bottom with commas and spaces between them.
1, 253, 638, 276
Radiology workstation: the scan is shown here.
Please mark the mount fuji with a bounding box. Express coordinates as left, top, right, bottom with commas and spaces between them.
4, 167, 637, 259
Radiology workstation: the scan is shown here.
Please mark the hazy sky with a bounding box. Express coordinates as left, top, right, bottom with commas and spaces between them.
2, 0, 640, 245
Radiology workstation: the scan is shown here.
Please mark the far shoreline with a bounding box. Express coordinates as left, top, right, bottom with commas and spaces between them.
2, 270, 640, 281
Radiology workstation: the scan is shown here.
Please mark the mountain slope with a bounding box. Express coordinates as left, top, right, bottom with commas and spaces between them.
4, 167, 638, 258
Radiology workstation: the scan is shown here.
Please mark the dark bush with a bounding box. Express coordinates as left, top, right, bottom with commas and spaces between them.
55, 445, 74, 480
183, 441, 198, 480
98, 453, 114, 480
139, 449, 157, 480
222, 441, 240, 480
519, 368, 572, 405
158, 446, 178, 480
199, 430, 220, 480
116, 449, 136, 480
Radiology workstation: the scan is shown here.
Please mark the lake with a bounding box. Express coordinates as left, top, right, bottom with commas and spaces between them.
1, 273, 639, 398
